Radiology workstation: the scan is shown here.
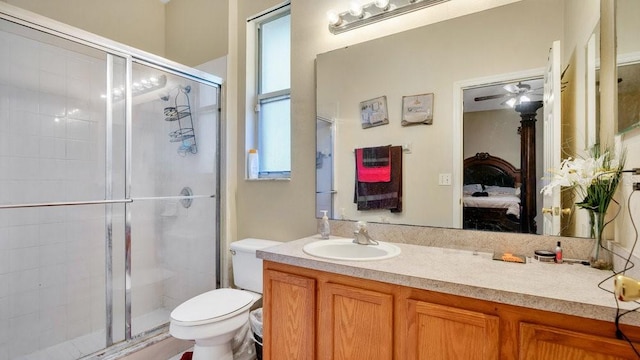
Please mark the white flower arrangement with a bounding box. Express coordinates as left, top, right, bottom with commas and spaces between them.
540, 144, 625, 214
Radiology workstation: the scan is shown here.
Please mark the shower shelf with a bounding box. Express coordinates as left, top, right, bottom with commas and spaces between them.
164, 105, 191, 122
164, 85, 197, 155
169, 128, 195, 142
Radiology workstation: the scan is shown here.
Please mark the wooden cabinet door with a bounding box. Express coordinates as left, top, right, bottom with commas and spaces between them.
520, 323, 639, 359
318, 282, 393, 360
263, 269, 316, 360
406, 299, 499, 360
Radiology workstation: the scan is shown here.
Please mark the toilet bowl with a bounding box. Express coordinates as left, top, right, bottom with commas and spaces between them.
169, 238, 281, 360
170, 288, 260, 360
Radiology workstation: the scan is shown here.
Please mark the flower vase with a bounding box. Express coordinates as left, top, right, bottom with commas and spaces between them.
589, 210, 613, 270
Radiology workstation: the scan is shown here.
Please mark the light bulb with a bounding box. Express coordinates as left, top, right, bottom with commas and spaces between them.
349, 1, 364, 17
506, 98, 517, 108
327, 10, 342, 26
519, 95, 531, 103
375, 0, 390, 9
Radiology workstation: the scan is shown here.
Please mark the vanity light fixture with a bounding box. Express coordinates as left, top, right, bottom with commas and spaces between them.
327, 0, 450, 35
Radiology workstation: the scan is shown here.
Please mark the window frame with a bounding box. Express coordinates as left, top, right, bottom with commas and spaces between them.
248, 4, 291, 180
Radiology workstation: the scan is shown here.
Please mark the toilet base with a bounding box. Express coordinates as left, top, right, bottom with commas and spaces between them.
192, 341, 232, 360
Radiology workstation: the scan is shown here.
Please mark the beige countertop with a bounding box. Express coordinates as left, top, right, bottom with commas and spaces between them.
257, 235, 640, 326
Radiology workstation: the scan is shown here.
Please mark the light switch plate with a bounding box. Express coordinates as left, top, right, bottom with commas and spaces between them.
438, 173, 451, 186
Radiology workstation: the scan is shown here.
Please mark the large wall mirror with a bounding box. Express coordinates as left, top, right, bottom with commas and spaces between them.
316, 0, 606, 238
617, 0, 640, 134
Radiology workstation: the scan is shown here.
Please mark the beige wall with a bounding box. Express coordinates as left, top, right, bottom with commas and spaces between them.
3, 0, 167, 56
464, 110, 521, 167
165, 0, 228, 66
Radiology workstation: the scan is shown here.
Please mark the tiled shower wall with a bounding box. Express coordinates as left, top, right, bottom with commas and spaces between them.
0, 28, 109, 359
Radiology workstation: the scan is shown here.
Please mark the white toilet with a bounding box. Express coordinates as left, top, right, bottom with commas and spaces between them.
169, 238, 281, 360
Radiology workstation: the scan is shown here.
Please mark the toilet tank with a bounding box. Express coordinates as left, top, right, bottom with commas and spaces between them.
230, 238, 281, 293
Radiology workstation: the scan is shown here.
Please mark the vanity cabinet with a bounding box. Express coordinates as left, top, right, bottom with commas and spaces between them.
262, 269, 316, 360
262, 261, 640, 359
318, 282, 394, 360
406, 300, 499, 359
519, 323, 639, 359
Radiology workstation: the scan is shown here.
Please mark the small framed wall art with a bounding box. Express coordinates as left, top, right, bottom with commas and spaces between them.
401, 93, 434, 126
359, 96, 389, 129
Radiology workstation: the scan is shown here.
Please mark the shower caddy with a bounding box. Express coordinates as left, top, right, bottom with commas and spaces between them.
164, 85, 197, 155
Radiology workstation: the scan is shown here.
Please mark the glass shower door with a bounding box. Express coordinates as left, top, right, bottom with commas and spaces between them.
128, 61, 220, 338
0, 17, 126, 359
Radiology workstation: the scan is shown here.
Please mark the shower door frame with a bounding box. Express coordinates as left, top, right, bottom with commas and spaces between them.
0, 2, 223, 354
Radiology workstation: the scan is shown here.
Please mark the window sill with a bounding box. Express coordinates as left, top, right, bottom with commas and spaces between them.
245, 177, 291, 182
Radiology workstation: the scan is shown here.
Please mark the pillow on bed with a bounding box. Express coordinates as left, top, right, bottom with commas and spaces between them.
484, 185, 516, 196
463, 184, 483, 194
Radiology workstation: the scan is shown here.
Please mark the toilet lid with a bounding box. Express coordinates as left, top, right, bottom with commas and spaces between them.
170, 288, 255, 323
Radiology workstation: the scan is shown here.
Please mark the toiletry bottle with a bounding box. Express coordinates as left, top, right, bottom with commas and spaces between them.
319, 210, 330, 239
248, 149, 259, 179
555, 241, 563, 264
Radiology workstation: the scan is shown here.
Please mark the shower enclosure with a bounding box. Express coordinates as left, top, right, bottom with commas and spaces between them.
0, 5, 221, 360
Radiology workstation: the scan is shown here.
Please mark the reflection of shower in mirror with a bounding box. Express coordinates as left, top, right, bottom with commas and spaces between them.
163, 85, 198, 155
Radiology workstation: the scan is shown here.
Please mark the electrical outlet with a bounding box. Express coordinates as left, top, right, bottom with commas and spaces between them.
634, 182, 640, 191
438, 173, 452, 186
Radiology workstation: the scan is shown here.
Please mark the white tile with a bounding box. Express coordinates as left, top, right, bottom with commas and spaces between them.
8, 290, 39, 317
65, 140, 90, 161
0, 344, 7, 360
38, 208, 67, 225
0, 133, 10, 156
38, 223, 67, 246
66, 98, 92, 122
38, 243, 67, 268
66, 56, 92, 81
9, 312, 39, 343
39, 47, 66, 75
66, 119, 90, 140
8, 58, 38, 91
8, 268, 39, 293
4, 208, 39, 227
39, 114, 66, 138
40, 263, 67, 287
0, 297, 7, 321
38, 303, 66, 331
38, 93, 66, 118
38, 326, 67, 352
38, 158, 66, 179
66, 78, 91, 105
36, 181, 67, 203
10, 247, 39, 272
40, 71, 67, 95
10, 135, 38, 159
7, 225, 39, 249
13, 88, 39, 113
0, 275, 7, 298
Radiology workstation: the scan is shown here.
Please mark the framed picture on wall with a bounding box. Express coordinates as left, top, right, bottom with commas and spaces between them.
401, 93, 434, 126
360, 96, 389, 129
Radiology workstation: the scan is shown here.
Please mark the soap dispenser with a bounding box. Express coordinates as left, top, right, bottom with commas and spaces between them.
319, 210, 330, 239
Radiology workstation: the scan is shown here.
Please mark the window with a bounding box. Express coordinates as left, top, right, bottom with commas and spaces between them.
249, 5, 291, 179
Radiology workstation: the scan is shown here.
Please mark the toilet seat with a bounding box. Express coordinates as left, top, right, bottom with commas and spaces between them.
170, 288, 256, 326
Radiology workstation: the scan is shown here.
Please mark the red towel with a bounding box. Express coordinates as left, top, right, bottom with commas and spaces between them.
356, 147, 391, 182
180, 351, 193, 360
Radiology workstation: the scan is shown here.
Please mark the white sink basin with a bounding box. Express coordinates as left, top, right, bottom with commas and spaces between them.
303, 238, 401, 261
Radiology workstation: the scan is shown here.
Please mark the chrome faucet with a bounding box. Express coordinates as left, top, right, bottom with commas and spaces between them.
353, 221, 379, 245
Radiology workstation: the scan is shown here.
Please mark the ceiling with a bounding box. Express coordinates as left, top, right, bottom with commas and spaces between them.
463, 78, 544, 112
